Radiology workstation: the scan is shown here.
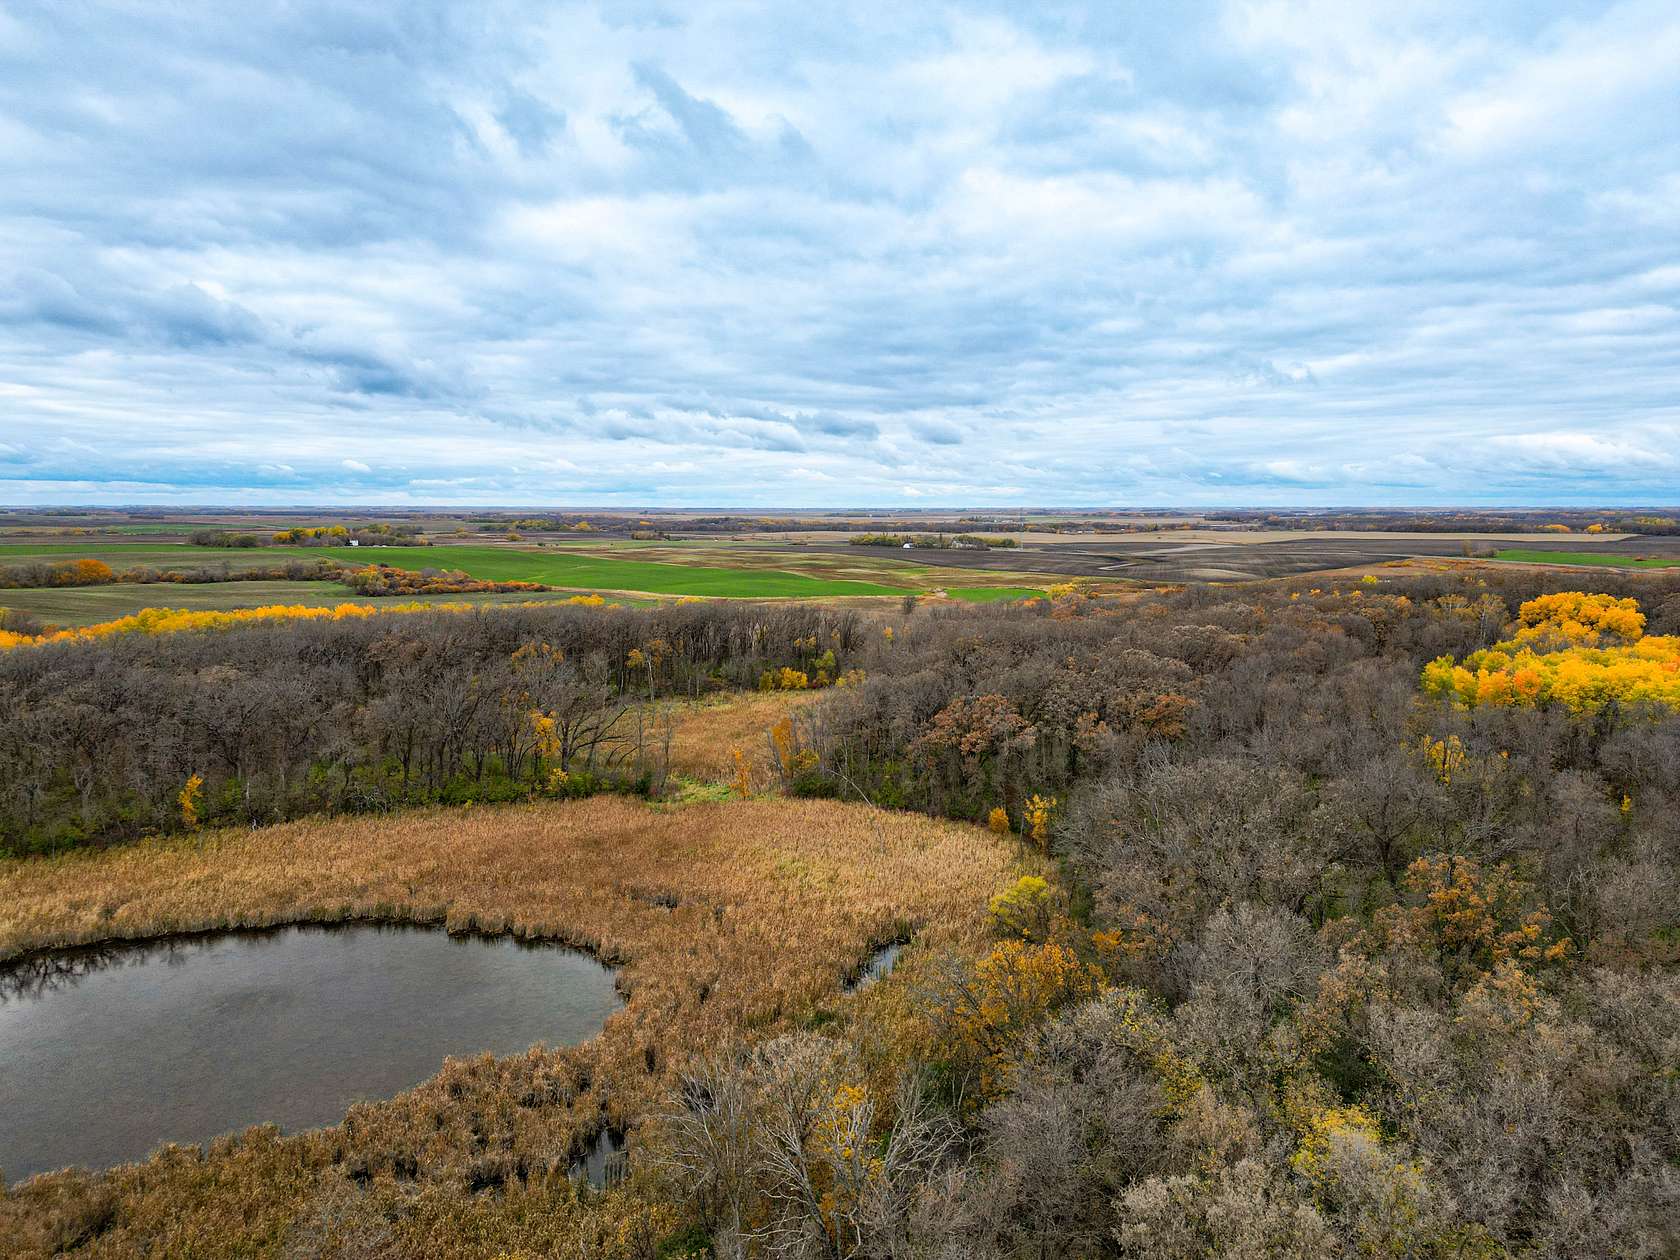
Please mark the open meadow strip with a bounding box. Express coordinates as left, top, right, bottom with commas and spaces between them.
0, 796, 1028, 1258
661, 691, 824, 786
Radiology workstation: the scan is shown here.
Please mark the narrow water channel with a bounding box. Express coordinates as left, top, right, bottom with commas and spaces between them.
0, 923, 621, 1182
848, 940, 904, 991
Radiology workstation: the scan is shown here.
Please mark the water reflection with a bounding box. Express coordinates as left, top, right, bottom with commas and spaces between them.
1, 935, 220, 1002
846, 940, 906, 992
569, 1127, 629, 1190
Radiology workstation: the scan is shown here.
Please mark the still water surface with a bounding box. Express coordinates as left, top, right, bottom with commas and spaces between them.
0, 923, 621, 1181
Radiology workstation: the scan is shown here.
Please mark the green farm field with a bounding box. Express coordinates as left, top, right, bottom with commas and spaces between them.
1492, 548, 1680, 569
947, 585, 1043, 602
288, 544, 906, 596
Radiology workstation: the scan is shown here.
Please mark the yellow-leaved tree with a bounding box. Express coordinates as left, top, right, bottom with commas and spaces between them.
1421, 592, 1680, 713
178, 773, 204, 829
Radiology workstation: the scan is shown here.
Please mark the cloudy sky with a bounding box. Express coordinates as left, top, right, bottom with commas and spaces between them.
2, 1, 1677, 507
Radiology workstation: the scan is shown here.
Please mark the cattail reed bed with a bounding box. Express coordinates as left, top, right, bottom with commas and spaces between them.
0, 795, 1022, 1258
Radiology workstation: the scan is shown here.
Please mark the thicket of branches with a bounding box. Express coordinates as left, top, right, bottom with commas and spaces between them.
339, 564, 553, 596
0, 602, 859, 853
661, 568, 1680, 1259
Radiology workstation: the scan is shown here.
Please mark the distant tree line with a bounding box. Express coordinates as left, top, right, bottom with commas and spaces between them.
475, 517, 601, 533
189, 522, 431, 548
849, 533, 1018, 549
0, 557, 341, 590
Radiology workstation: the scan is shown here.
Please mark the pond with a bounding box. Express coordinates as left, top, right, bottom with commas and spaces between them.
0, 922, 622, 1183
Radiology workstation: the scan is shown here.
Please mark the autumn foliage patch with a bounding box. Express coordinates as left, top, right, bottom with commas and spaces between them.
1422, 591, 1680, 711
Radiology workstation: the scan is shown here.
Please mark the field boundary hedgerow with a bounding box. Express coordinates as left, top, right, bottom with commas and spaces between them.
0, 598, 618, 649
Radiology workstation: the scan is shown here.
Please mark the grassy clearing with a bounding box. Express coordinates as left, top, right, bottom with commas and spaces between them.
0, 795, 1027, 1256
945, 585, 1042, 603
1491, 548, 1680, 569
661, 691, 824, 787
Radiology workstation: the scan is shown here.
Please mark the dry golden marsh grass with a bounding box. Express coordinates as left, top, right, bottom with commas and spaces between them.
661, 690, 822, 786
0, 795, 1027, 1258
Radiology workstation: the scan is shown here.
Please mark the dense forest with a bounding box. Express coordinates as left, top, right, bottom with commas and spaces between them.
3, 568, 1678, 1256
0, 603, 862, 852
661, 569, 1680, 1258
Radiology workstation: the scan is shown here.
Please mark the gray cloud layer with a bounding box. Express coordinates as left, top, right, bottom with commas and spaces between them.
1, 0, 1676, 505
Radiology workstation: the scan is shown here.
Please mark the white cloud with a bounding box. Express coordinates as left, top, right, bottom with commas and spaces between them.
1483, 431, 1679, 471
0, 1, 1676, 506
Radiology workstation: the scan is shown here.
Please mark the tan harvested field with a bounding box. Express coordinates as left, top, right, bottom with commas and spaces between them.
0, 796, 1027, 1257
